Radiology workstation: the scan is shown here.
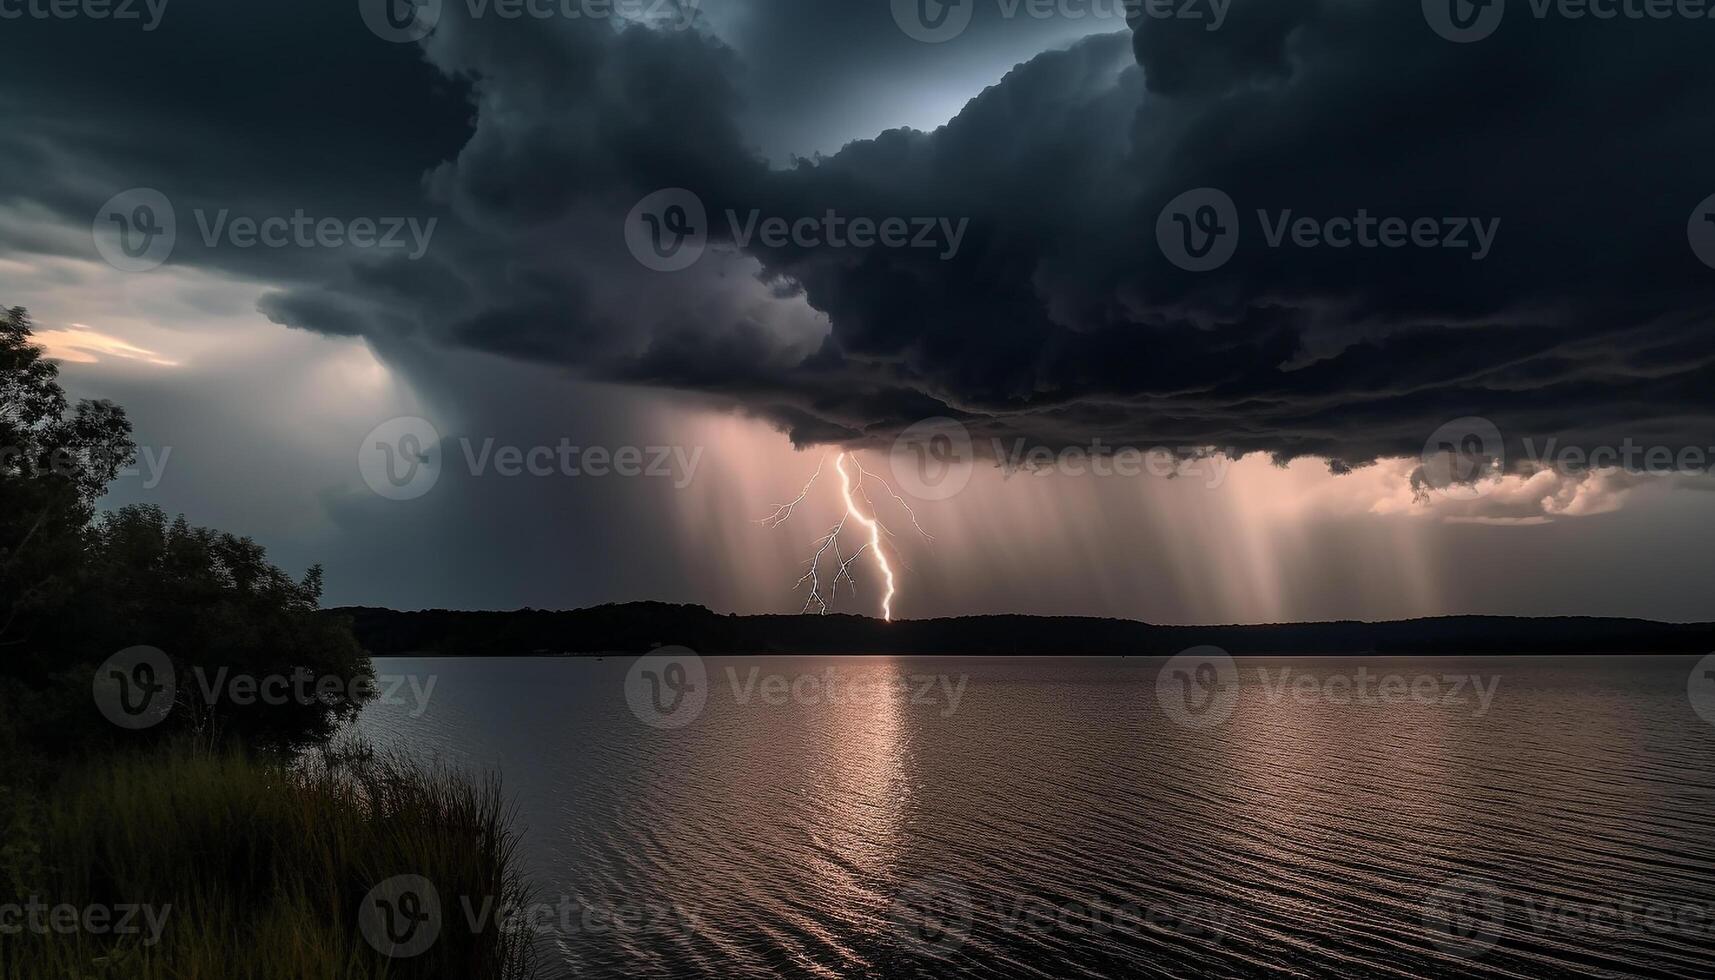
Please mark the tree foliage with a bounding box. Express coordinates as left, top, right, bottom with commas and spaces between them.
1, 307, 135, 650
1, 306, 369, 754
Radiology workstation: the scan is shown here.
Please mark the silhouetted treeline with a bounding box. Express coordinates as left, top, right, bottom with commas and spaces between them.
2, 306, 370, 755
331, 602, 1715, 657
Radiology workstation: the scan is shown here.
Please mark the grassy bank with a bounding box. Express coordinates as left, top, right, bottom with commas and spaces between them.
0, 744, 538, 979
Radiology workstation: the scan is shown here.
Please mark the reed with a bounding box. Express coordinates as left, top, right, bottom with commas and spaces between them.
0, 742, 538, 979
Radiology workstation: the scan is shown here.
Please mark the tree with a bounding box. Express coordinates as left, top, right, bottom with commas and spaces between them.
77, 505, 373, 751
1, 306, 370, 753
0, 306, 135, 653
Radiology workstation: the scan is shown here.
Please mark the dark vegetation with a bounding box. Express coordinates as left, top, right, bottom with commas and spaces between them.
336, 602, 1715, 657
0, 306, 535, 978
1, 305, 368, 754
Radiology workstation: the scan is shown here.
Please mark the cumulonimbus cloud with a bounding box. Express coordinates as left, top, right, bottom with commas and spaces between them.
15, 0, 1715, 478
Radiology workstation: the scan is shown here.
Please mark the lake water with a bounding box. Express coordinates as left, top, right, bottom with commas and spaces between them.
357, 654, 1715, 979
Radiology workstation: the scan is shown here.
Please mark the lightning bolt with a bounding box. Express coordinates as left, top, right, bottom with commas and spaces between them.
758, 450, 929, 622
835, 452, 896, 621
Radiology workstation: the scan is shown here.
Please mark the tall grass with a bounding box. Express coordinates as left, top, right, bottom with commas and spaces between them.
0, 743, 538, 979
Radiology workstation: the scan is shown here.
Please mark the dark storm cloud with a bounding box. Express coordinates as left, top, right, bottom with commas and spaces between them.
10, 0, 1715, 475
1129, 0, 1315, 95
0, 0, 465, 283
704, 0, 1122, 159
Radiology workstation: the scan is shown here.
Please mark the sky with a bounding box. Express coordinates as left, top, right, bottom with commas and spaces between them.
2, 0, 1714, 623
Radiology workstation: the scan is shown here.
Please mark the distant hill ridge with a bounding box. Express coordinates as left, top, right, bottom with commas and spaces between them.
327, 603, 1715, 656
